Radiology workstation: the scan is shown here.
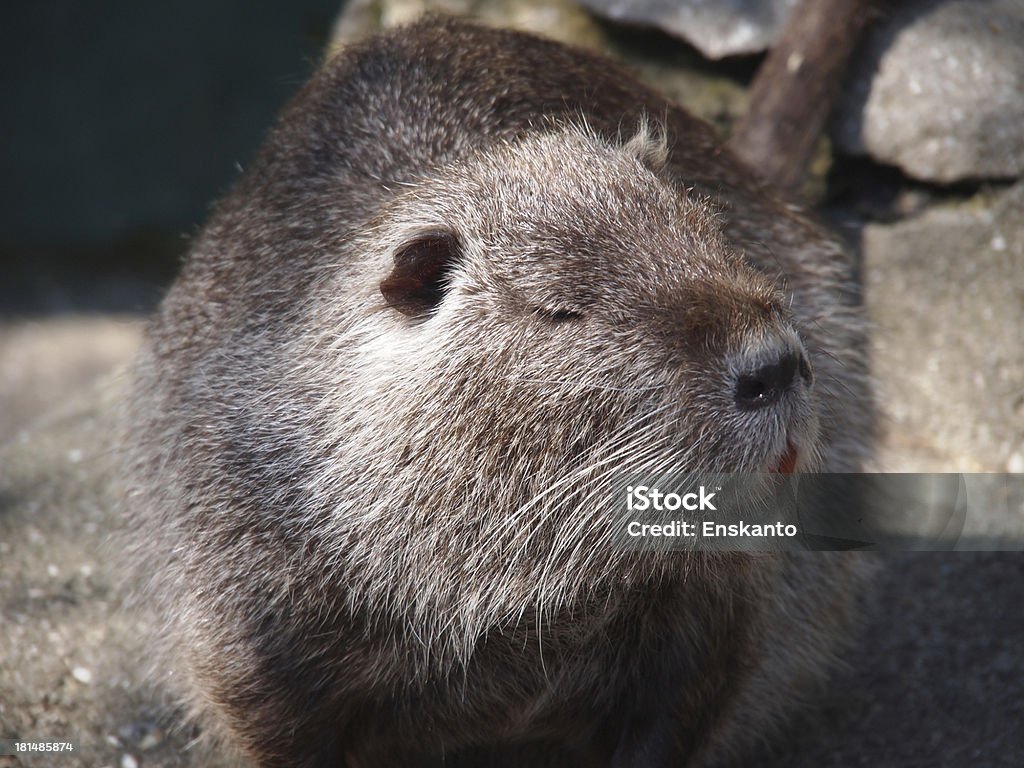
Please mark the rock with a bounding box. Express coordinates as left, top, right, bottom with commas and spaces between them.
864, 180, 1024, 473
835, 0, 1024, 183
576, 0, 798, 59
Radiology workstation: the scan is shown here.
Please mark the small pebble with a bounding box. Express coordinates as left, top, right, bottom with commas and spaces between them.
120, 754, 139, 768
71, 666, 93, 684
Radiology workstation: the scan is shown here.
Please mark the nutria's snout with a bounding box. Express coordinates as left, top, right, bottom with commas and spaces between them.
733, 347, 813, 411
726, 331, 819, 473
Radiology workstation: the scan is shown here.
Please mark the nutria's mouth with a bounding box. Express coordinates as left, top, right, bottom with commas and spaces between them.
769, 439, 799, 475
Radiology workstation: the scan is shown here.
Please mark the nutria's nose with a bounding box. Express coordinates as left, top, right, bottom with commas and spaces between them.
734, 350, 812, 411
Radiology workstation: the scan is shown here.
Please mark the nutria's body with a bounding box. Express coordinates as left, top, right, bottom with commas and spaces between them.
123, 16, 874, 768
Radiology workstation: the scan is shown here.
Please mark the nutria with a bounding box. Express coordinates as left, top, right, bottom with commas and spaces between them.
121, 15, 875, 768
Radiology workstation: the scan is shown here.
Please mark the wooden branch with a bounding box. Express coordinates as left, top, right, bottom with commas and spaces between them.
727, 0, 875, 196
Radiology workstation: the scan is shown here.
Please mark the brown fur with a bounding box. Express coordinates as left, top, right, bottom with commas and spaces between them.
121, 16, 875, 768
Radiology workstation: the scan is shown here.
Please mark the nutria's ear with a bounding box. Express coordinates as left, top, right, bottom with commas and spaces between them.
380, 230, 462, 317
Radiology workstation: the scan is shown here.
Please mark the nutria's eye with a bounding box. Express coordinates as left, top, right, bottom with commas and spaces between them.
380, 230, 461, 317
535, 307, 585, 323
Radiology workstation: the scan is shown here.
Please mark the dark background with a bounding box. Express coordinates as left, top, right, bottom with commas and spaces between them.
0, 0, 342, 316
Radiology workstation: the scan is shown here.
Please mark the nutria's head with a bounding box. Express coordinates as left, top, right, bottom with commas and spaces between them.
277, 124, 821, 632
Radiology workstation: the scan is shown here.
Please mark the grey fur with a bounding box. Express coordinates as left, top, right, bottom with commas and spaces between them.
121, 16, 875, 768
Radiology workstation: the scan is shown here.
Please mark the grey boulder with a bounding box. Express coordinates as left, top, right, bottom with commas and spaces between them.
835, 0, 1024, 183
